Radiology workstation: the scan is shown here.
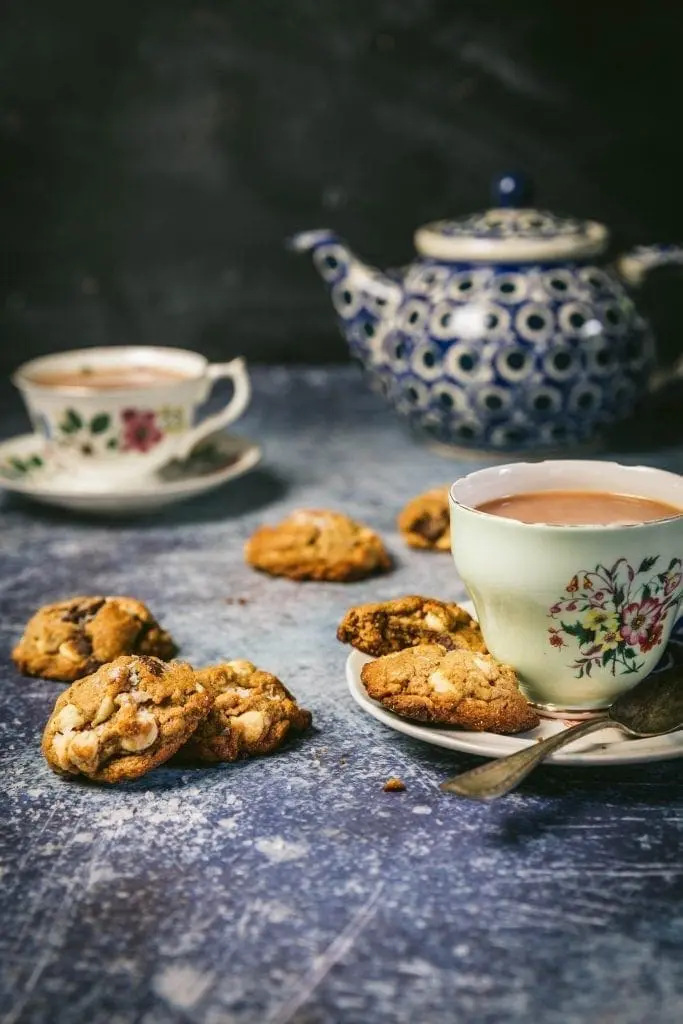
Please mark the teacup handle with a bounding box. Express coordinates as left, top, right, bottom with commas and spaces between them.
173, 357, 251, 459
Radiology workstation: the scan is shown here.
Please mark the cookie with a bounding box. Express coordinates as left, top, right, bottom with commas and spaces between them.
179, 660, 312, 762
337, 595, 485, 657
41, 655, 212, 783
13, 596, 177, 682
398, 487, 450, 551
361, 644, 539, 734
245, 509, 392, 582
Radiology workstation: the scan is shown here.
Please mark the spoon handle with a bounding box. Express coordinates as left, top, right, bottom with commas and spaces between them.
440, 717, 614, 801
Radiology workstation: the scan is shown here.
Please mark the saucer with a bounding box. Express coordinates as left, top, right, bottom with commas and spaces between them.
0, 430, 262, 514
346, 601, 683, 767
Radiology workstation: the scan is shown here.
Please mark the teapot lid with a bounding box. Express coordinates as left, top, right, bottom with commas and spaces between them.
414, 173, 608, 263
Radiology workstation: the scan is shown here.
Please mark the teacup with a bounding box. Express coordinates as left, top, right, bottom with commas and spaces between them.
12, 346, 251, 488
450, 460, 683, 713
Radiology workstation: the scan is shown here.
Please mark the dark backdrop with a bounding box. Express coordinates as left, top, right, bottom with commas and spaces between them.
2, 0, 683, 372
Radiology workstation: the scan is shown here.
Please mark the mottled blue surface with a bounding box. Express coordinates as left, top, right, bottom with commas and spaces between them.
1, 367, 683, 1024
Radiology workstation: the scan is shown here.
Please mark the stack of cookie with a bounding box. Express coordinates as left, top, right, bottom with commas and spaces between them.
337, 596, 539, 734
13, 597, 312, 784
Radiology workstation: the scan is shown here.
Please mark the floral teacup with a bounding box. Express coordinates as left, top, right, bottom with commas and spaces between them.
450, 460, 683, 713
12, 346, 251, 488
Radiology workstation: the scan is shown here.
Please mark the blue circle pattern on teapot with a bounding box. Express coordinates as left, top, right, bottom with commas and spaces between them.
311, 239, 654, 452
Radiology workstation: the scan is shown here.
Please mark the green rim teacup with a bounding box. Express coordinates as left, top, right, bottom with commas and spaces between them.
450, 460, 683, 713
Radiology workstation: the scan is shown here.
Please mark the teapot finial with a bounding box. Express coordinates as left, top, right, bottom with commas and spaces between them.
493, 171, 533, 208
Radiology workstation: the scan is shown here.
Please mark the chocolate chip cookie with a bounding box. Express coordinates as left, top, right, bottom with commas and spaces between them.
337, 595, 485, 657
245, 509, 392, 582
361, 644, 539, 733
180, 660, 312, 762
398, 487, 450, 551
13, 596, 177, 682
41, 655, 212, 783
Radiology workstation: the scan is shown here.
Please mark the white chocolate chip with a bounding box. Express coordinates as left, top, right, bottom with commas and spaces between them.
54, 704, 85, 733
120, 709, 158, 752
227, 660, 256, 677
428, 670, 457, 694
58, 641, 86, 663
92, 694, 116, 726
68, 732, 100, 772
473, 656, 494, 679
424, 611, 448, 632
232, 709, 265, 741
129, 689, 153, 704
233, 687, 254, 699
195, 682, 205, 693
291, 510, 328, 528
52, 732, 74, 771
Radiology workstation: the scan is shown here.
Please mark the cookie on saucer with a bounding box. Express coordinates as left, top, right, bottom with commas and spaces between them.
13, 595, 177, 682
337, 595, 485, 657
398, 487, 450, 551
41, 655, 212, 783
245, 509, 392, 582
180, 660, 312, 762
361, 644, 539, 734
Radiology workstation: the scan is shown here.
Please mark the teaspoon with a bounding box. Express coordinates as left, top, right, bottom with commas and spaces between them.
440, 665, 683, 801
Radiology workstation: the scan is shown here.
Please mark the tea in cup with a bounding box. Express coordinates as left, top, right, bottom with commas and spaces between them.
450, 460, 683, 713
12, 346, 251, 488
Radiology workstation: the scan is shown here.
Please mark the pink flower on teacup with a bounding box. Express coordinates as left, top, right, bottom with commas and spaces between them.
120, 408, 163, 453
639, 622, 664, 654
620, 597, 663, 650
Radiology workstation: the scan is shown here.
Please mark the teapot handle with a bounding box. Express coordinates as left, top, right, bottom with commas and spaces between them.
616, 244, 683, 287
615, 244, 683, 392
648, 354, 683, 394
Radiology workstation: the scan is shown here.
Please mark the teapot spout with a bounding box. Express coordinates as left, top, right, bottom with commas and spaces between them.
288, 228, 402, 304
616, 244, 683, 287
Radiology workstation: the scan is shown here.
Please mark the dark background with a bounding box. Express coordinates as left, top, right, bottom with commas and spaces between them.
2, 0, 683, 373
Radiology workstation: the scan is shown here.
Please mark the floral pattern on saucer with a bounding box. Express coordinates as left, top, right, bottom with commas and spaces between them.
0, 453, 44, 481
0, 431, 261, 515
547, 556, 683, 678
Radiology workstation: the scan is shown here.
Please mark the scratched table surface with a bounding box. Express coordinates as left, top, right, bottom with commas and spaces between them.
1, 366, 683, 1024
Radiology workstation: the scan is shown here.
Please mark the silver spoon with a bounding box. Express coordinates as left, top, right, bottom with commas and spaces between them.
440, 665, 683, 801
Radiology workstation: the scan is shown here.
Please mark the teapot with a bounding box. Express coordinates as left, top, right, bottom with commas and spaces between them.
291, 173, 683, 453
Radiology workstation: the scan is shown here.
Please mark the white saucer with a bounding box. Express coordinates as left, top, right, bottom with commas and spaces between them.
346, 601, 683, 767
0, 430, 262, 514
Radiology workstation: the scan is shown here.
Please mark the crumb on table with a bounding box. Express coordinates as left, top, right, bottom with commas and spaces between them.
383, 777, 406, 792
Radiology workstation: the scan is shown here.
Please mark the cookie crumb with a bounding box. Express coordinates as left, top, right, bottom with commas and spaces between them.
383, 777, 406, 792
225, 597, 250, 606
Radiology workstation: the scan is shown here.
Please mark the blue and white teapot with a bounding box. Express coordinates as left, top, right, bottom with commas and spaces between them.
291, 174, 683, 453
